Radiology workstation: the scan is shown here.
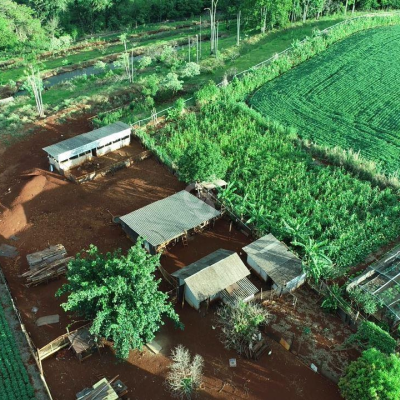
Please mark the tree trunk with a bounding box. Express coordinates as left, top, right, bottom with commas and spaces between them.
261, 7, 267, 34
345, 0, 349, 15
236, 10, 241, 46
302, 3, 308, 23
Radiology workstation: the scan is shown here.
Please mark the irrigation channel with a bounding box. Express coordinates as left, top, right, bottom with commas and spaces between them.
14, 37, 197, 97
15, 53, 146, 96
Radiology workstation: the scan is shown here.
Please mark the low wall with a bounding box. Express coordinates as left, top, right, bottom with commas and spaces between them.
66, 150, 152, 184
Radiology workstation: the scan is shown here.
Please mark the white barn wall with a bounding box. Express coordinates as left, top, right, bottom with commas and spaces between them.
284, 272, 307, 293
96, 136, 130, 157
49, 152, 93, 172
246, 255, 268, 281
60, 152, 93, 171
184, 286, 200, 310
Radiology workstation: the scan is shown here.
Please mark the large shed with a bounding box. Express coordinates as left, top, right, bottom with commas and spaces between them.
243, 234, 305, 294
43, 121, 131, 172
118, 191, 221, 254
172, 249, 258, 310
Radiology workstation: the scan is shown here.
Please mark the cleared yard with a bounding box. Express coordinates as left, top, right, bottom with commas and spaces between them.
250, 25, 400, 174
0, 114, 341, 400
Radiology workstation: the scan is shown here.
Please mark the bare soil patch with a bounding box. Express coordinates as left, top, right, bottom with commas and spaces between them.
264, 286, 359, 382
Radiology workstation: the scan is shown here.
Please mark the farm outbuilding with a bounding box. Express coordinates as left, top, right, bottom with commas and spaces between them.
118, 190, 221, 254
172, 249, 258, 310
243, 234, 305, 294
43, 121, 131, 173
68, 327, 98, 362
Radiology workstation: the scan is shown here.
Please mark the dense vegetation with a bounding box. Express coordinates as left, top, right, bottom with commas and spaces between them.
0, 305, 35, 399
2, 0, 400, 53
57, 240, 182, 358
141, 99, 400, 276
251, 25, 400, 174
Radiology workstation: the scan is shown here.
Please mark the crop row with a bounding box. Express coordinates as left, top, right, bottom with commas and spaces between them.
0, 305, 35, 399
250, 25, 400, 174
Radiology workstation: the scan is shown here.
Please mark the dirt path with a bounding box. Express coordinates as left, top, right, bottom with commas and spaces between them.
0, 115, 341, 399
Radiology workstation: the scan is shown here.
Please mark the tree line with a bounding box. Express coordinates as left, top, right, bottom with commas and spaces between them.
1, 0, 399, 53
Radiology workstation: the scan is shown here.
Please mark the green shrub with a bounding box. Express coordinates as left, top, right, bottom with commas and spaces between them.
346, 321, 396, 354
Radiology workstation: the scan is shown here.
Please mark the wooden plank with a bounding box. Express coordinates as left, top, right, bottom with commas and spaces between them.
36, 315, 60, 327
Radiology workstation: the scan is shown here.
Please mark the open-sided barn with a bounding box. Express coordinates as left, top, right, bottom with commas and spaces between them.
43, 121, 131, 172
172, 249, 258, 310
243, 234, 305, 294
118, 190, 221, 254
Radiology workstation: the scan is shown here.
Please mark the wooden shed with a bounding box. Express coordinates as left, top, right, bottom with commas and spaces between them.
43, 121, 131, 173
172, 249, 258, 310
243, 234, 305, 294
68, 327, 98, 362
118, 190, 221, 254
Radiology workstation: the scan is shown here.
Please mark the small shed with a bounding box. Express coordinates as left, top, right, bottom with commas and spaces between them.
243, 234, 305, 294
172, 249, 258, 310
43, 121, 131, 172
68, 327, 98, 362
118, 190, 221, 254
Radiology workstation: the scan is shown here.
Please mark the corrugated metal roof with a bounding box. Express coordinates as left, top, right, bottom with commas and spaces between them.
43, 121, 131, 160
172, 249, 250, 302
220, 277, 259, 307
120, 191, 220, 248
243, 233, 303, 287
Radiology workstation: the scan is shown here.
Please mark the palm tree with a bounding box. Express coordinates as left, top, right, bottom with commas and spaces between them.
292, 238, 333, 284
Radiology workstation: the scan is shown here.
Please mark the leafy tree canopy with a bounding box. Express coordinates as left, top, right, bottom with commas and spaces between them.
56, 239, 182, 358
0, 0, 46, 51
339, 348, 400, 400
177, 139, 228, 183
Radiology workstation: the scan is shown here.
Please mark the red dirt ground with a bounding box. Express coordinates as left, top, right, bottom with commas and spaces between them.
0, 114, 341, 400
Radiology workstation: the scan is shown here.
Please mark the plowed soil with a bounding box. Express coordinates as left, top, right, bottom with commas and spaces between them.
0, 113, 341, 400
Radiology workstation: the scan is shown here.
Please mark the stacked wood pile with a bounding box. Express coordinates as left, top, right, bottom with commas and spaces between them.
21, 245, 72, 287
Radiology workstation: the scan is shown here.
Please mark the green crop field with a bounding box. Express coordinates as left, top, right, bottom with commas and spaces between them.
250, 25, 400, 174
143, 100, 400, 275
0, 305, 35, 399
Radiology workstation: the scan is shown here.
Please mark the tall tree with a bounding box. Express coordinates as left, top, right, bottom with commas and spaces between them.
57, 240, 182, 359
205, 0, 218, 55
23, 65, 45, 117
